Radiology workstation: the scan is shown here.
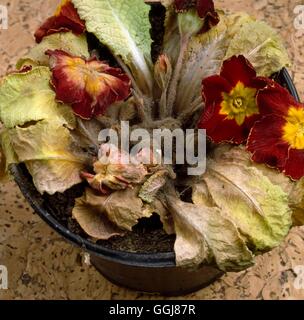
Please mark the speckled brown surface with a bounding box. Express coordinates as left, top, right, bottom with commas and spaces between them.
1, 0, 304, 300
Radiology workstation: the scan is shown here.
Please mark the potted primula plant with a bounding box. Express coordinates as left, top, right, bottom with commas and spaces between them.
1, 0, 304, 295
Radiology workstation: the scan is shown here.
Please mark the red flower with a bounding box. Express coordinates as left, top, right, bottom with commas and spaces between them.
35, 0, 85, 43
247, 81, 304, 180
198, 55, 267, 144
174, 0, 219, 32
47, 50, 131, 120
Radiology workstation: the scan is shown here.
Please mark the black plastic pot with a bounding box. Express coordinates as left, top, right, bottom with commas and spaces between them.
10, 68, 300, 296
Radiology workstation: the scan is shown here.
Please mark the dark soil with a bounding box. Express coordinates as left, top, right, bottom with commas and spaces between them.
13, 161, 175, 254
43, 181, 176, 253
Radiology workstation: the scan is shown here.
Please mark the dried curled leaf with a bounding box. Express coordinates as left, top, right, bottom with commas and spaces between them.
166, 194, 254, 271
148, 198, 175, 235
0, 129, 18, 174
5, 121, 85, 194
73, 188, 125, 240
0, 67, 76, 129
139, 170, 169, 203
212, 145, 304, 227
289, 179, 304, 226
195, 149, 292, 251
16, 32, 89, 70
74, 187, 152, 233
224, 20, 291, 77
105, 188, 153, 231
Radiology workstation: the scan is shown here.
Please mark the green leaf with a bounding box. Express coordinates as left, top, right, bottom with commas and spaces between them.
16, 32, 89, 69
72, 0, 153, 94
0, 67, 76, 129
166, 194, 254, 271
225, 20, 291, 76
6, 121, 85, 194
195, 148, 292, 251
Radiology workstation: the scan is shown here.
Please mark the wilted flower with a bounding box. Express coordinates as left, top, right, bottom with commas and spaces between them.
34, 0, 85, 43
247, 81, 304, 180
82, 144, 148, 194
198, 55, 267, 144
47, 50, 131, 119
154, 54, 172, 90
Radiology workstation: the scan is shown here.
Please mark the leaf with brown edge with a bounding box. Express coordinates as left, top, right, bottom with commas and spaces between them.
17, 32, 89, 70
73, 188, 125, 240
139, 170, 169, 203
75, 186, 153, 232
195, 150, 292, 251
289, 179, 304, 226
0, 129, 18, 180
212, 145, 304, 227
5, 120, 86, 195
103, 188, 153, 231
166, 193, 254, 271
0, 67, 76, 129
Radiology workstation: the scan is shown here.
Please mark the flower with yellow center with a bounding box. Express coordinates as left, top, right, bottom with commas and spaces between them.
247, 80, 304, 180
220, 82, 258, 126
199, 55, 266, 144
283, 107, 304, 150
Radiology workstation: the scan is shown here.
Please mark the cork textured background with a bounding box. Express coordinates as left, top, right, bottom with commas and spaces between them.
0, 0, 304, 300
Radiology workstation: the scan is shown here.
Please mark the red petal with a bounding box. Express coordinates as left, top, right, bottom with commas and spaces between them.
196, 0, 219, 32
257, 81, 301, 117
196, 0, 215, 17
34, 0, 85, 43
174, 0, 195, 11
174, 0, 219, 32
47, 50, 131, 119
199, 104, 258, 144
284, 149, 304, 180
200, 11, 220, 33
221, 55, 257, 87
247, 114, 289, 168
202, 75, 232, 106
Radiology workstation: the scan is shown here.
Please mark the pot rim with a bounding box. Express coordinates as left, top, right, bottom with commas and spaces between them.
11, 68, 299, 269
